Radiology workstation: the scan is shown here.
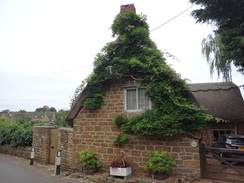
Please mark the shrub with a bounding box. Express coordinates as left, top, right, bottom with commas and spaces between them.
0, 121, 33, 147
145, 151, 176, 178
79, 150, 102, 169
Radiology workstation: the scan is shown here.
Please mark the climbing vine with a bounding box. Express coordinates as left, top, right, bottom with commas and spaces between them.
78, 11, 212, 136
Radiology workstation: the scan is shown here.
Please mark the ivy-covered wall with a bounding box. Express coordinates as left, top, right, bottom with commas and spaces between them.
72, 78, 201, 177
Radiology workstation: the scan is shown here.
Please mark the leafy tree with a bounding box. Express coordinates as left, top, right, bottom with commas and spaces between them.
49, 107, 57, 112
35, 105, 56, 112
76, 11, 211, 137
1, 109, 10, 113
190, 0, 244, 80
70, 80, 86, 106
201, 34, 232, 81
56, 109, 69, 122
18, 109, 26, 113
35, 105, 49, 112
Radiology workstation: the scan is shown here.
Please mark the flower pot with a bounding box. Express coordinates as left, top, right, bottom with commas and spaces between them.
110, 167, 132, 177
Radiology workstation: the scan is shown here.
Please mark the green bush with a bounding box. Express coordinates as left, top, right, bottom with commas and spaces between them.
79, 150, 102, 169
145, 151, 176, 175
0, 121, 33, 147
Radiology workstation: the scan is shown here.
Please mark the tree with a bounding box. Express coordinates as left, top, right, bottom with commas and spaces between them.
201, 34, 232, 81
18, 110, 26, 113
35, 105, 56, 112
56, 109, 68, 121
70, 80, 86, 107
190, 0, 244, 80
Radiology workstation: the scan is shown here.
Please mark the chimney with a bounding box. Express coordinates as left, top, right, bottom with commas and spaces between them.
120, 4, 136, 14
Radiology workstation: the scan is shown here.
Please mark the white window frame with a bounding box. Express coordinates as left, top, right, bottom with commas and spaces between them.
124, 88, 151, 112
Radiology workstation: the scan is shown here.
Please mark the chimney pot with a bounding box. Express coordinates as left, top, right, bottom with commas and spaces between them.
120, 4, 136, 14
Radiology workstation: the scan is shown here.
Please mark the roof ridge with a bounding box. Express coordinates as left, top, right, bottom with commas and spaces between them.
191, 86, 238, 92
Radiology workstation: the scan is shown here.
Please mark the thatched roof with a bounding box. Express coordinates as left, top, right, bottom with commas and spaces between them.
187, 82, 244, 122
66, 82, 244, 123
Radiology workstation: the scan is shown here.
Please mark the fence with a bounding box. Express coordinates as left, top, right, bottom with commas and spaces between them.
199, 144, 244, 182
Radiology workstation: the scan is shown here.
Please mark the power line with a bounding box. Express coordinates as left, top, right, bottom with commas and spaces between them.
150, 5, 195, 32
8, 65, 93, 80
7, 5, 195, 80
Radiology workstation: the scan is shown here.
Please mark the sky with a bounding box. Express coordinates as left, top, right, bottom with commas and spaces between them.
0, 0, 243, 112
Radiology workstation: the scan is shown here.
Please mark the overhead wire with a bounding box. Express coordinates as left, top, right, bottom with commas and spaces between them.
150, 4, 195, 32
8, 4, 194, 80
7, 65, 93, 80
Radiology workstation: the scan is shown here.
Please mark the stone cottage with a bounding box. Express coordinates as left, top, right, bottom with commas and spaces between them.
64, 4, 244, 177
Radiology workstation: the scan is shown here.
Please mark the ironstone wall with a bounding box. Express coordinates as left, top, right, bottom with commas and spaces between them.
71, 79, 202, 177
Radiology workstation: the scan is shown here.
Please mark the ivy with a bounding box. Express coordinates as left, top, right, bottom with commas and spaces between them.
78, 11, 212, 136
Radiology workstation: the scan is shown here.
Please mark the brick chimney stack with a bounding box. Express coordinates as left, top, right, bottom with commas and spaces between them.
120, 4, 136, 14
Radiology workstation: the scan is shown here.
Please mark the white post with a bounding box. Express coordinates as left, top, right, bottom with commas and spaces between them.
54, 150, 61, 175
30, 147, 35, 165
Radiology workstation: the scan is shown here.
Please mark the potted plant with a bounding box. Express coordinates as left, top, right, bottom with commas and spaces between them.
79, 150, 102, 174
110, 149, 132, 178
145, 151, 176, 179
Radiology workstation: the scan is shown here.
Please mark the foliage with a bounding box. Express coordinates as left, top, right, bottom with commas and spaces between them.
190, 0, 244, 79
70, 80, 87, 107
12, 114, 32, 124
145, 151, 176, 175
0, 121, 33, 147
76, 11, 211, 136
112, 134, 132, 146
79, 150, 102, 169
201, 34, 232, 81
35, 105, 56, 112
110, 149, 131, 168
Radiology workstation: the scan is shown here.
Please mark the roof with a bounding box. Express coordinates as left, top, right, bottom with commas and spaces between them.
65, 90, 86, 122
2, 111, 56, 122
187, 82, 244, 122
66, 82, 244, 122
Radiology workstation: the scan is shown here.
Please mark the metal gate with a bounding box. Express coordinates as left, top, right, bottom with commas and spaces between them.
199, 144, 244, 182
49, 129, 58, 165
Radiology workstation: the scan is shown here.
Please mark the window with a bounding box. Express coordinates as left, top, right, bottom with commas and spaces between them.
125, 88, 150, 111
213, 130, 232, 141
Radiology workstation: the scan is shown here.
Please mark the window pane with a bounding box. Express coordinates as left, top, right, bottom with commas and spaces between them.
126, 89, 136, 110
138, 89, 150, 110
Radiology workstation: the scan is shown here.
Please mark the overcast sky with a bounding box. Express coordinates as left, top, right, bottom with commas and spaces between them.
0, 0, 243, 112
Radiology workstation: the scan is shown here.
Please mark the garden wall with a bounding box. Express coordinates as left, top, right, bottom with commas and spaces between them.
32, 126, 75, 171
0, 144, 31, 159
32, 126, 56, 164
58, 127, 75, 171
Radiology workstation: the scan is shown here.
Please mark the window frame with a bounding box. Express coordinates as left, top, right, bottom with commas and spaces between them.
124, 87, 151, 112
212, 129, 232, 142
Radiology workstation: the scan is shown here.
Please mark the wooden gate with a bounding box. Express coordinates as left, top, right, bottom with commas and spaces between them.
199, 144, 244, 182
49, 129, 58, 165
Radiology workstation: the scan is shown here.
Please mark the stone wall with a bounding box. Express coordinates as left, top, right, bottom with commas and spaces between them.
0, 144, 32, 159
72, 79, 201, 177
32, 126, 75, 171
58, 128, 75, 171
32, 126, 56, 164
